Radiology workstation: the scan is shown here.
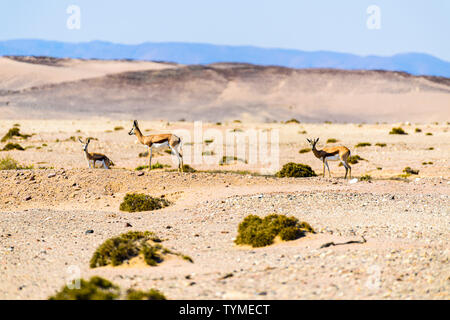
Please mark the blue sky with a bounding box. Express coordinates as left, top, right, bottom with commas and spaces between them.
1, 0, 449, 61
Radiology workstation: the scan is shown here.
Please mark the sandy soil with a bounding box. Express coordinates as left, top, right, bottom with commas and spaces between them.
0, 120, 449, 299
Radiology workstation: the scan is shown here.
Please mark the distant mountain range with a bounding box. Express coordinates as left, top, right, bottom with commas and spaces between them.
1, 39, 450, 78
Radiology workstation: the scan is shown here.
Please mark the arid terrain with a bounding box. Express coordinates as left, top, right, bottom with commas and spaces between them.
0, 119, 448, 299
1, 56, 450, 122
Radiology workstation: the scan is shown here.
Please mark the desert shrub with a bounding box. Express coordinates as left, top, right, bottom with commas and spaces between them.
204, 139, 214, 144
0, 156, 20, 170
235, 214, 315, 248
135, 162, 170, 171
151, 162, 167, 169
126, 289, 166, 300
138, 151, 149, 157
233, 120, 242, 123
326, 138, 338, 143
422, 162, 433, 165
90, 231, 161, 268
360, 174, 372, 181
90, 231, 192, 268
0, 156, 32, 170
427, 147, 434, 150
339, 155, 364, 166
2, 143, 25, 151
375, 143, 387, 147
276, 163, 316, 178
181, 164, 196, 173
298, 148, 311, 154
114, 126, 124, 131
425, 132, 433, 136
219, 156, 247, 165
324, 121, 332, 124
355, 142, 371, 148
1, 127, 31, 142
202, 151, 215, 156
216, 122, 222, 126
389, 127, 407, 135
119, 193, 170, 212
298, 130, 307, 134
164, 149, 172, 154
48, 277, 120, 300
415, 128, 422, 133
285, 118, 300, 124
403, 167, 419, 175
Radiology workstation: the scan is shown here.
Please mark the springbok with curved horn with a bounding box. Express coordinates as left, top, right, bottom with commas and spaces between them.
307, 138, 351, 179
79, 138, 115, 169
129, 120, 184, 172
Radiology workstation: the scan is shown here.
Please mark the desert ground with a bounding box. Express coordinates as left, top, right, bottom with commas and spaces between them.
0, 119, 448, 299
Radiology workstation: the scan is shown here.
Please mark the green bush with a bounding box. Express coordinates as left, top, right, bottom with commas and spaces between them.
90, 231, 161, 268
425, 132, 433, 136
375, 143, 387, 147
415, 128, 422, 133
49, 276, 167, 300
285, 118, 300, 124
326, 138, 338, 143
1, 127, 31, 142
403, 167, 419, 175
0, 156, 32, 170
119, 193, 170, 212
360, 174, 372, 181
182, 164, 196, 172
126, 289, 166, 300
114, 126, 124, 131
276, 163, 316, 178
298, 148, 311, 154
48, 277, 120, 300
90, 231, 192, 268
235, 214, 315, 248
389, 127, 407, 135
2, 143, 25, 151
339, 155, 364, 166
355, 142, 371, 148
219, 156, 247, 165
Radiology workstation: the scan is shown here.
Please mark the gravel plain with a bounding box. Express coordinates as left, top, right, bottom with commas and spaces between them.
0, 121, 449, 299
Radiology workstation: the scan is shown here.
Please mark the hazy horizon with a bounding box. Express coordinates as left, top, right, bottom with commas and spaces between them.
1, 1, 449, 61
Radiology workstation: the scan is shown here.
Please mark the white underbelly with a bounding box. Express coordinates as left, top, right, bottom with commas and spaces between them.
152, 142, 170, 149
324, 154, 340, 161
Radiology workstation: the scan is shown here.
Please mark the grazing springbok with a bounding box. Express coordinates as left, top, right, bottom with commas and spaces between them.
307, 138, 351, 179
79, 138, 115, 169
128, 120, 184, 172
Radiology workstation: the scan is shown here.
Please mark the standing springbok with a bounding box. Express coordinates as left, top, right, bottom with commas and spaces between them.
79, 138, 115, 169
307, 138, 351, 179
128, 120, 184, 172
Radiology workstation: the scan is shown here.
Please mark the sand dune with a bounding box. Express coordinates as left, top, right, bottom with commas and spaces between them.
0, 56, 178, 91
0, 57, 449, 122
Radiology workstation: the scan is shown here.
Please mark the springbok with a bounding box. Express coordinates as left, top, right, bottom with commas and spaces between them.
128, 120, 184, 172
307, 138, 351, 179
79, 138, 115, 169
